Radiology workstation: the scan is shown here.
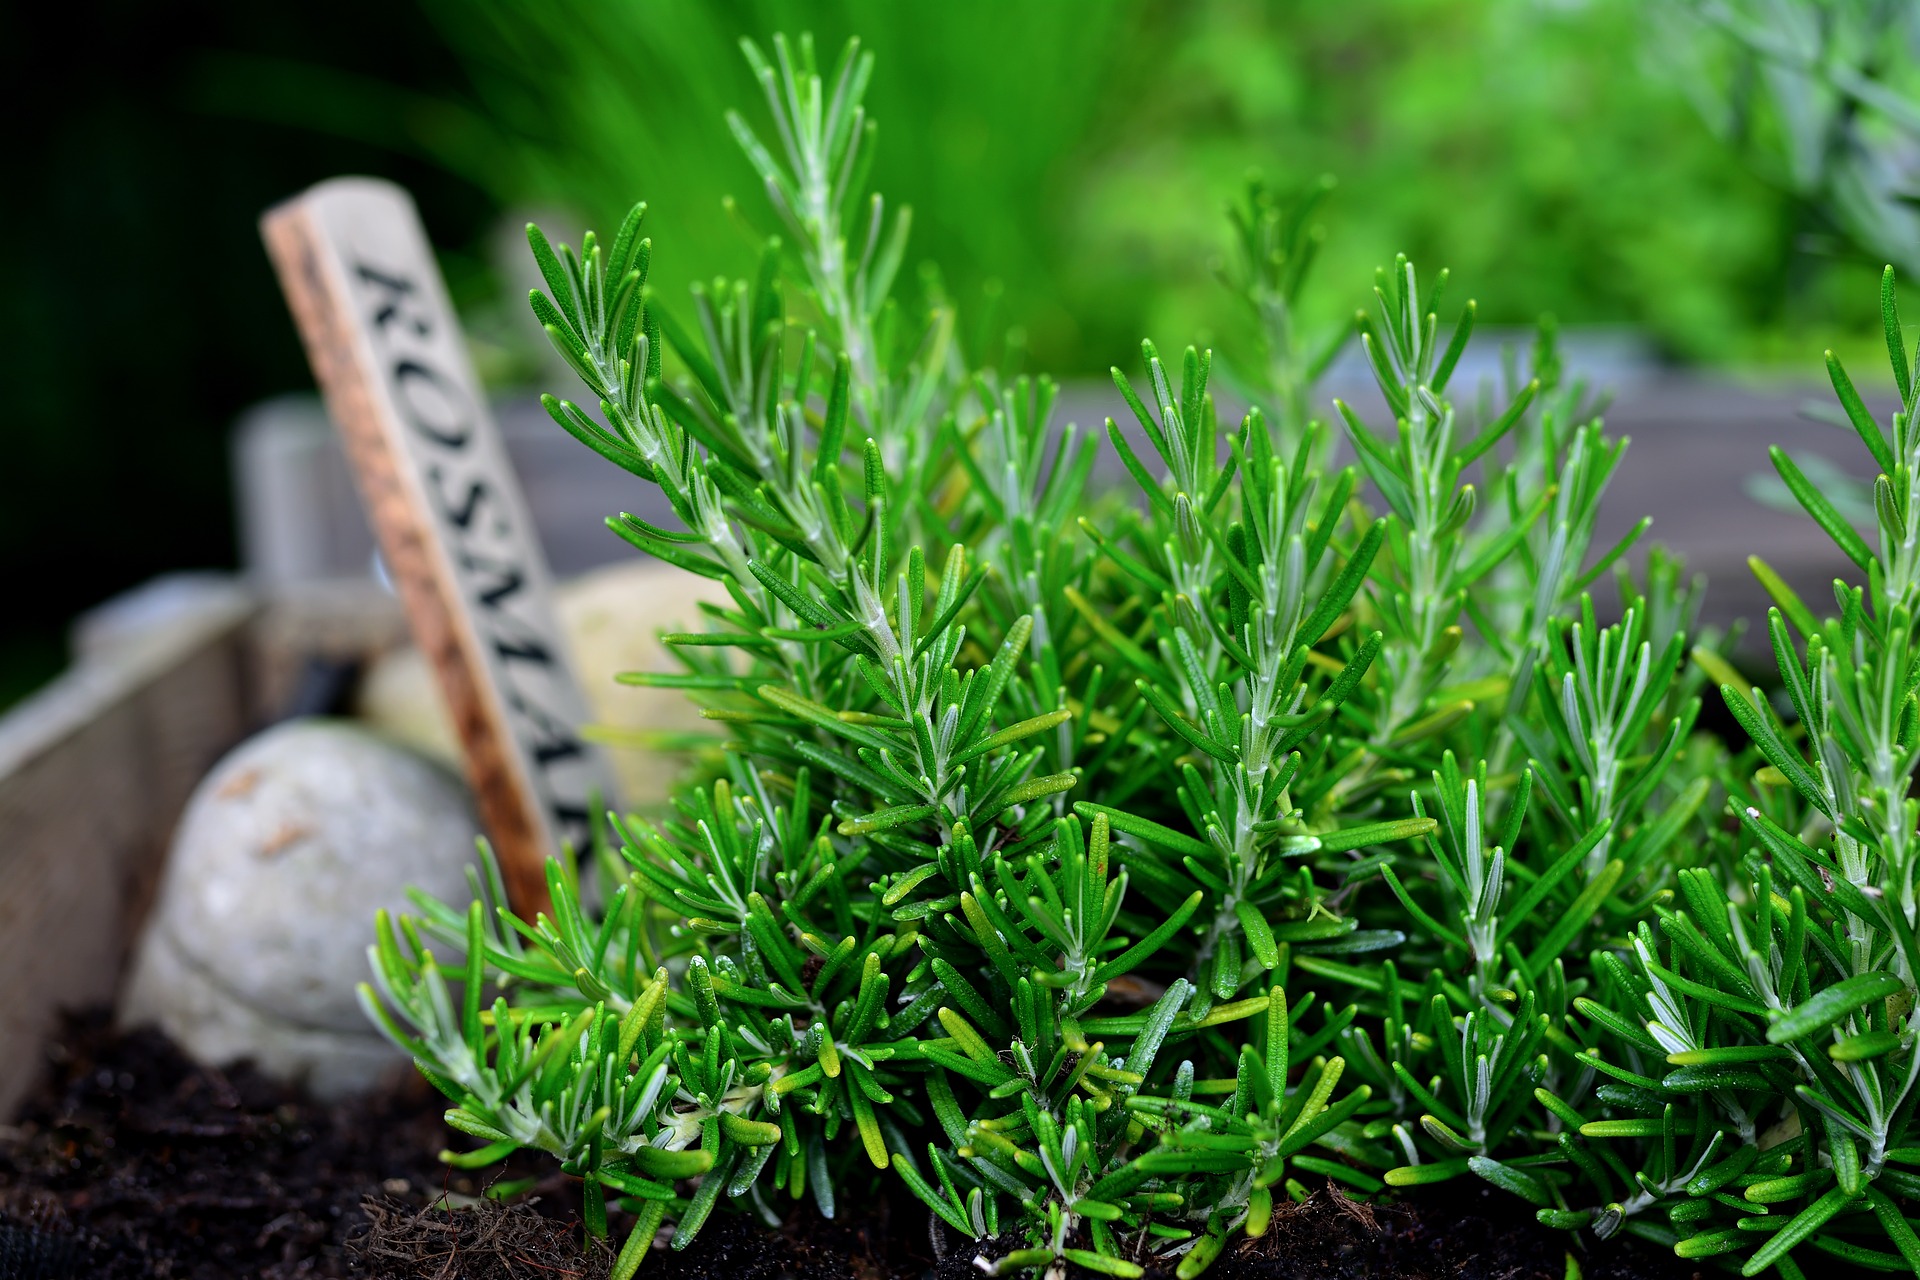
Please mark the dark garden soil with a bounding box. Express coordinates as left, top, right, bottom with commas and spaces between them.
0, 1011, 927, 1280
0, 1013, 1697, 1280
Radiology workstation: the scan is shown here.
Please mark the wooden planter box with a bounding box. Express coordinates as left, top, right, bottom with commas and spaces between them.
0, 577, 408, 1119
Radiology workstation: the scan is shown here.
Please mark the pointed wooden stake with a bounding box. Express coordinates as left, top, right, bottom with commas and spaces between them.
262, 177, 616, 916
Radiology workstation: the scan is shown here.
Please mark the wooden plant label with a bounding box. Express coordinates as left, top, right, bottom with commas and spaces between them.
262, 177, 616, 916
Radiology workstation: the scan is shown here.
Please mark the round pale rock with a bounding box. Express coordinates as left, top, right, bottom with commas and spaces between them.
352, 558, 731, 806
557, 558, 733, 805
119, 718, 478, 1099
353, 643, 461, 764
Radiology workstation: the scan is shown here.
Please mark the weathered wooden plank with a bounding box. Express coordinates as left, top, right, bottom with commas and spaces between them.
0, 595, 253, 1119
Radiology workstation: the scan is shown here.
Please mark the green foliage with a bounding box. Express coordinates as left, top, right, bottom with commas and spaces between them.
1653, 0, 1920, 279
359, 29, 1920, 1278
1074, 0, 1878, 368
397, 0, 1138, 371
1565, 266, 1920, 1274
201, 0, 1897, 371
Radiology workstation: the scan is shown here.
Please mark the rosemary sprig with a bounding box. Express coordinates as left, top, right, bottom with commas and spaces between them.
357, 27, 1920, 1278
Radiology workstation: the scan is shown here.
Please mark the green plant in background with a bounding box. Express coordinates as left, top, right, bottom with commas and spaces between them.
207, 0, 1134, 372
1052, 0, 1863, 367
357, 27, 1920, 1279
1214, 175, 1348, 467
200, 0, 1894, 374
1654, 0, 1920, 280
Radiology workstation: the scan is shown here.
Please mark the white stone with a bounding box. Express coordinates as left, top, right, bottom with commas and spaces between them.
353, 559, 732, 807
353, 643, 461, 765
120, 718, 478, 1099
556, 559, 734, 807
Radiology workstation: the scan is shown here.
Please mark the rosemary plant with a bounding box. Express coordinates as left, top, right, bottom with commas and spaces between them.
358, 27, 1920, 1279
1559, 268, 1920, 1276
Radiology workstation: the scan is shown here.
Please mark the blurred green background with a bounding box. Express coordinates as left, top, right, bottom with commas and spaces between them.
6, 0, 1914, 707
